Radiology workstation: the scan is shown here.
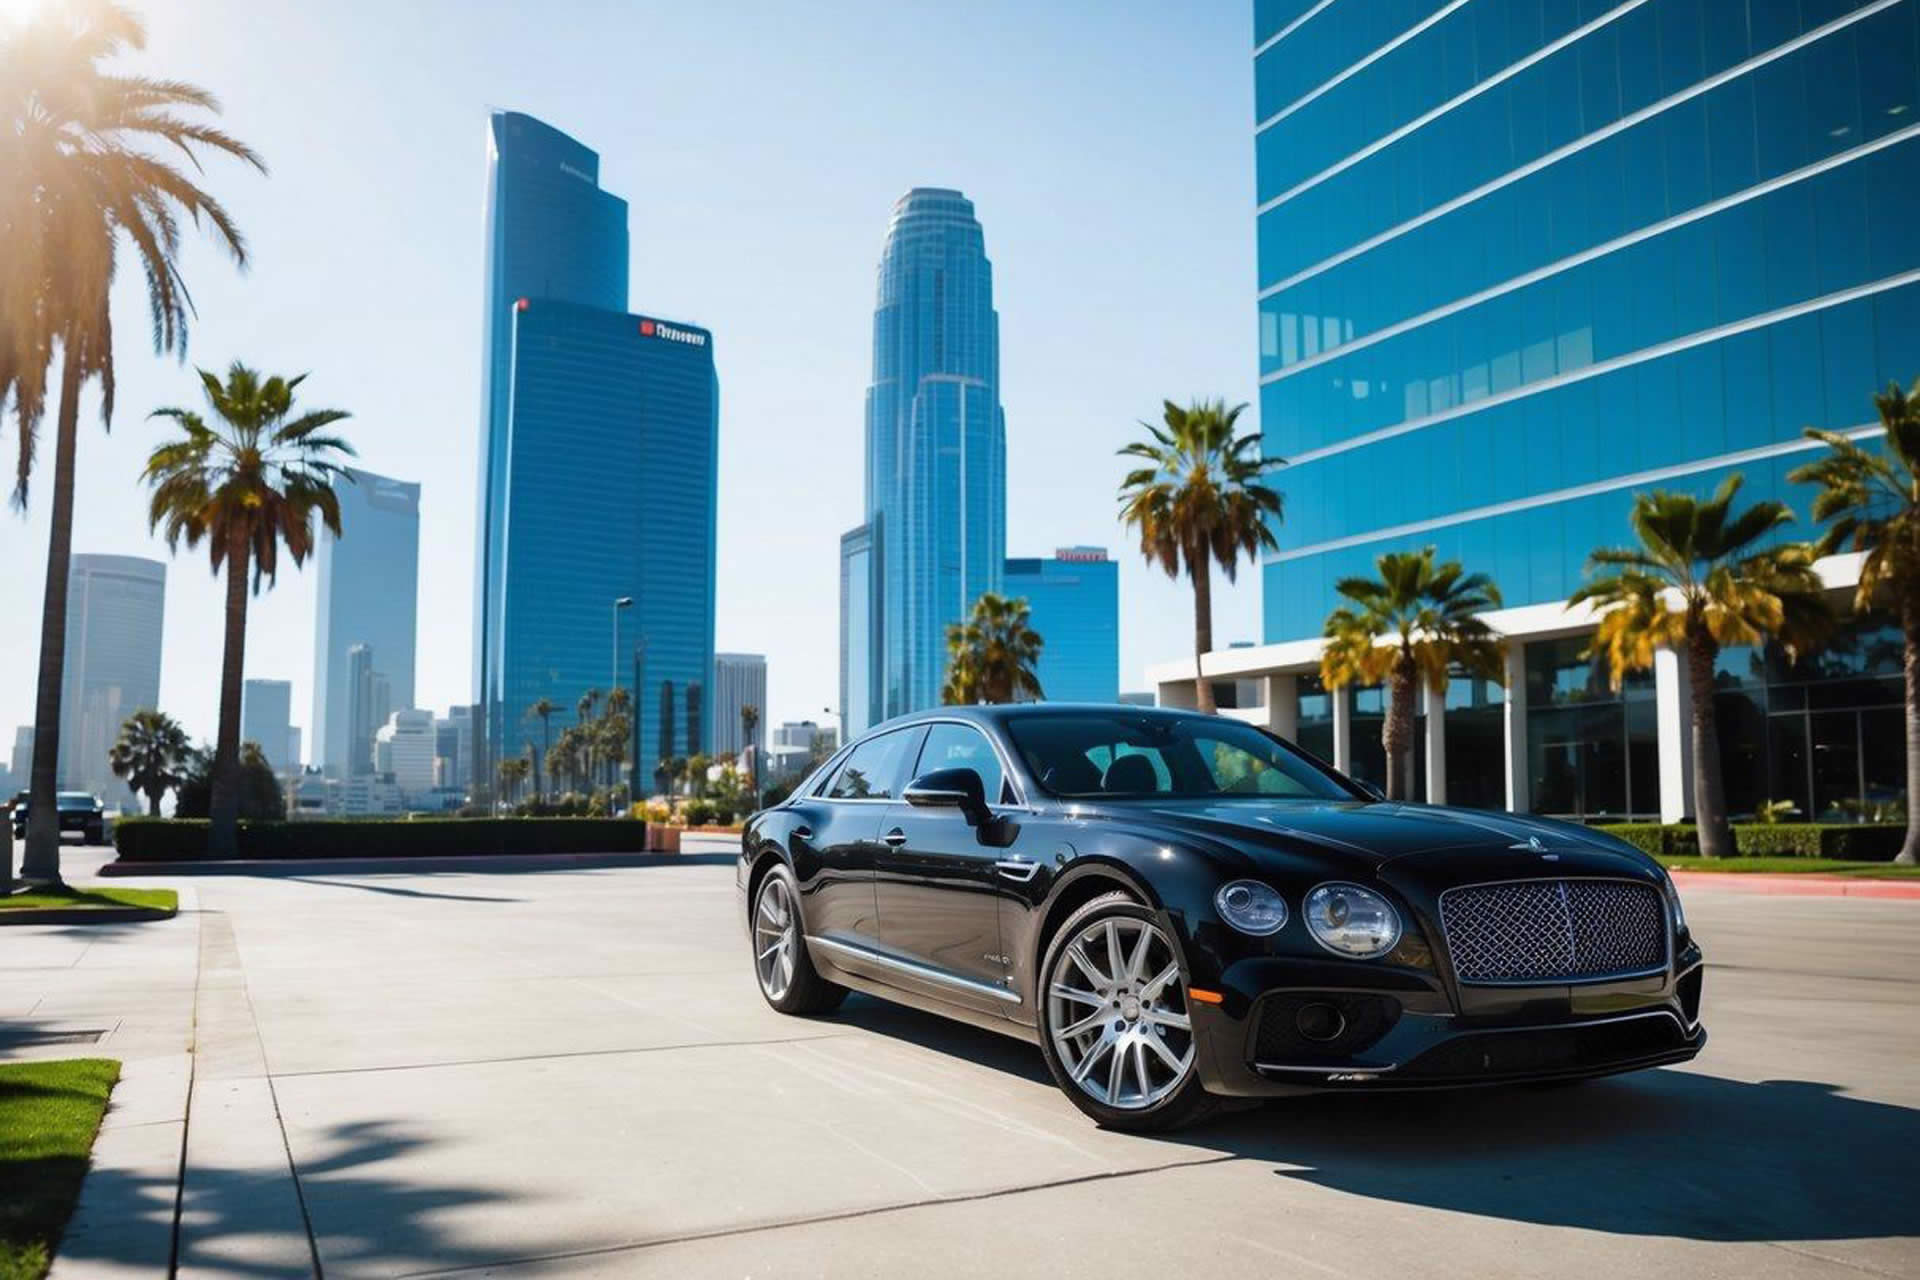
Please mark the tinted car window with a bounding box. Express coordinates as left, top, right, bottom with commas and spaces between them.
826, 729, 918, 800
1008, 712, 1354, 800
914, 722, 1008, 805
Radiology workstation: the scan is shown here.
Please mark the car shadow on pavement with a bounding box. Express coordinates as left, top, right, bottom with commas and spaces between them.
825, 998, 1916, 1245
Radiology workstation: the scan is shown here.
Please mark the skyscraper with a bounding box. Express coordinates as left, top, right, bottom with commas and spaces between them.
240, 679, 293, 772
57, 555, 165, 800
712, 653, 767, 758
1154, 1, 1920, 824
311, 467, 419, 777
345, 645, 378, 777
843, 189, 1007, 725
473, 112, 718, 790
1004, 548, 1119, 704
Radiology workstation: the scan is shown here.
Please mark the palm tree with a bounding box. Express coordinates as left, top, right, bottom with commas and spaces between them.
527, 697, 555, 800
942, 592, 1044, 705
497, 756, 529, 807
3, 2, 265, 884
1320, 549, 1505, 801
576, 689, 600, 788
1790, 381, 1920, 863
1118, 399, 1284, 714
740, 703, 760, 794
108, 708, 189, 816
1572, 475, 1831, 857
144, 364, 353, 858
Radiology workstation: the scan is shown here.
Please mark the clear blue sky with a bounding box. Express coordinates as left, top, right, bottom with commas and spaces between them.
0, 0, 1261, 747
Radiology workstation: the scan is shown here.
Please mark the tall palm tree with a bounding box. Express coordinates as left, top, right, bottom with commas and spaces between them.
497, 756, 529, 808
1572, 475, 1831, 857
740, 703, 760, 794
1118, 399, 1284, 714
942, 592, 1045, 705
527, 697, 555, 799
2, 1, 265, 884
1320, 549, 1505, 801
576, 689, 600, 788
144, 364, 353, 858
1790, 381, 1920, 863
108, 708, 189, 816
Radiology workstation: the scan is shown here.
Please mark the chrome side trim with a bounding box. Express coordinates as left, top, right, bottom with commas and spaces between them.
808, 934, 1021, 1005
1255, 1060, 1400, 1077
994, 858, 1041, 882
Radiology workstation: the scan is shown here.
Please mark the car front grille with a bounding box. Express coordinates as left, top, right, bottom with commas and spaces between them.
1439, 879, 1666, 984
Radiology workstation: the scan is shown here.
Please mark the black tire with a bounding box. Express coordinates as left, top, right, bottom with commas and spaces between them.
1035, 891, 1218, 1132
749, 863, 846, 1016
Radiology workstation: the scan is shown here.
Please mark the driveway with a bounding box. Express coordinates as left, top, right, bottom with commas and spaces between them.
6, 842, 1916, 1278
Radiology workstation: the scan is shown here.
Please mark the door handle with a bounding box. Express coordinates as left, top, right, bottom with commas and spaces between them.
994, 858, 1040, 882
883, 829, 908, 847
791, 826, 812, 841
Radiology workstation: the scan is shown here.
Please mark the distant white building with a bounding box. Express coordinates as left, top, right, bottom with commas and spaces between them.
767, 719, 837, 783
712, 653, 767, 758
340, 773, 403, 816
373, 709, 437, 799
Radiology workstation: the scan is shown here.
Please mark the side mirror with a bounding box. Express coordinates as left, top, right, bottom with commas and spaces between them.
904, 767, 990, 826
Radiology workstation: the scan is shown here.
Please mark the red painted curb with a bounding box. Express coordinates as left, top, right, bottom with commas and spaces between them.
1668, 870, 1920, 899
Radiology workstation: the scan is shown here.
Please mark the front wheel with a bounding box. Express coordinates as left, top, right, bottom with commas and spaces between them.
1035, 892, 1217, 1132
750, 864, 845, 1016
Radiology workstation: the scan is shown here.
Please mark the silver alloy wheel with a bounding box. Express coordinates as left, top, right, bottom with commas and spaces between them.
1046, 915, 1194, 1110
754, 875, 798, 1001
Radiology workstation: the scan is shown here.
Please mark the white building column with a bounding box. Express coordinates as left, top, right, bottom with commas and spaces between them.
1332, 687, 1353, 774
1503, 642, 1529, 813
1157, 678, 1198, 710
1424, 684, 1447, 805
1263, 674, 1298, 740
1654, 645, 1695, 823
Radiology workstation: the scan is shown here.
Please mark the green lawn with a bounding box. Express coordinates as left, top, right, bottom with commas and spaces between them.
1659, 856, 1920, 877
0, 1059, 119, 1280
0, 886, 176, 913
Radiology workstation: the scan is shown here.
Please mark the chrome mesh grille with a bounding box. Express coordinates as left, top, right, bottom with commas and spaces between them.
1439, 880, 1665, 983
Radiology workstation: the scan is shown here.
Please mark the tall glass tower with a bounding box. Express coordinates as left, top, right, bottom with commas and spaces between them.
312, 466, 419, 778
57, 554, 165, 801
1004, 548, 1119, 704
844, 188, 1007, 723
473, 113, 717, 795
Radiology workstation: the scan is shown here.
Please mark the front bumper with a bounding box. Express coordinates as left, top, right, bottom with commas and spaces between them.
1186, 948, 1706, 1097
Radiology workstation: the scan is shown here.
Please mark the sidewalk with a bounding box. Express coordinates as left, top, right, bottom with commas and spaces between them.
1668, 869, 1920, 899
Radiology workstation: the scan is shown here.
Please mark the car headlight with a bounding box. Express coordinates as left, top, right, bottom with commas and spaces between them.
1303, 883, 1401, 959
1214, 879, 1289, 935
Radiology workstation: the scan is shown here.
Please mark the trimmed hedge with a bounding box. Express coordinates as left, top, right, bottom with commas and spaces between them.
113, 816, 654, 863
1593, 822, 1904, 861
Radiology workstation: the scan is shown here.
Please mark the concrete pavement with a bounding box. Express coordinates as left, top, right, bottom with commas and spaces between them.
3, 838, 1915, 1278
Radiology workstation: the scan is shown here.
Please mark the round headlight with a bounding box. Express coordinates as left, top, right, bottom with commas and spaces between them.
1214, 879, 1289, 935
1303, 883, 1402, 959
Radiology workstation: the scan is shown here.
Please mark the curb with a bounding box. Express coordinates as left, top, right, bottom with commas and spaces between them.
98, 849, 736, 876
1668, 870, 1920, 900
0, 905, 177, 926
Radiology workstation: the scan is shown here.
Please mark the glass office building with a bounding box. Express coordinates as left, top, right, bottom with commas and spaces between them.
241, 679, 293, 773
843, 188, 1007, 724
311, 467, 419, 778
1158, 1, 1920, 821
56, 554, 165, 801
473, 113, 718, 794
1004, 548, 1120, 704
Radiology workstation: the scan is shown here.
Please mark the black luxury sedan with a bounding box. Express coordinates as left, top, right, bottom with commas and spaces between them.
10, 790, 106, 844
737, 705, 1704, 1131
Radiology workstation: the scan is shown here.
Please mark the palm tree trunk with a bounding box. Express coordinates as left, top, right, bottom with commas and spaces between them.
1190, 547, 1216, 714
542, 720, 551, 800
208, 530, 251, 859
1899, 602, 1920, 866
1687, 632, 1733, 858
147, 786, 162, 818
1383, 655, 1417, 801
22, 348, 86, 887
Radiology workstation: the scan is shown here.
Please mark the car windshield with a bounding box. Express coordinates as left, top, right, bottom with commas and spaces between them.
1005, 711, 1357, 800
56, 792, 95, 808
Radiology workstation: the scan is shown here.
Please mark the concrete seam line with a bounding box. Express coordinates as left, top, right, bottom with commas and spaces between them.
167, 907, 203, 1278
270, 1031, 854, 1079
392, 1153, 1243, 1278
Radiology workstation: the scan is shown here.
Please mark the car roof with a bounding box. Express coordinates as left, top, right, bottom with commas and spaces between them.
867, 702, 1213, 735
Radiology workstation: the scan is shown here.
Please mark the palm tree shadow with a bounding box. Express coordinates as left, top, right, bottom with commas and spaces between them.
832, 997, 1918, 1245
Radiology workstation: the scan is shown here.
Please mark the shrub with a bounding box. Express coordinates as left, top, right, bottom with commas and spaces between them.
1592, 822, 1901, 861
113, 816, 652, 862
682, 799, 714, 827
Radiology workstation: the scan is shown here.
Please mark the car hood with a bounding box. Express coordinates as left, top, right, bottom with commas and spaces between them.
1066, 797, 1653, 880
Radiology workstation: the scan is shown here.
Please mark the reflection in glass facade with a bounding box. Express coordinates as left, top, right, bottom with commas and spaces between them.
57, 555, 165, 800
312, 467, 419, 778
845, 189, 1007, 723
473, 112, 717, 792
1003, 549, 1120, 704
1256, 0, 1920, 640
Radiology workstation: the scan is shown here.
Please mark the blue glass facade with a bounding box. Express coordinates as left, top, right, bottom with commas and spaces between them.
1003, 550, 1120, 704
847, 189, 1007, 723
1254, 0, 1920, 642
312, 468, 420, 778
474, 112, 716, 791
